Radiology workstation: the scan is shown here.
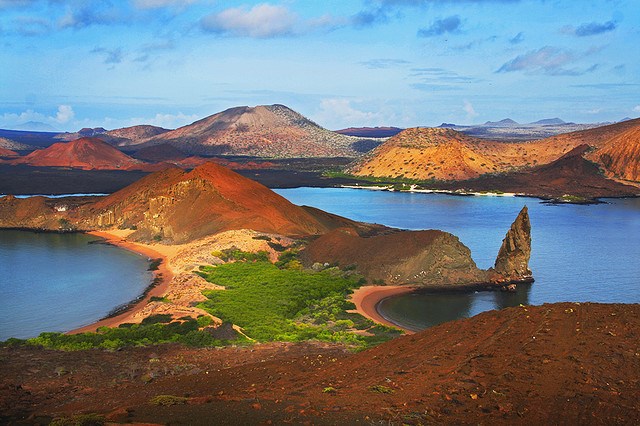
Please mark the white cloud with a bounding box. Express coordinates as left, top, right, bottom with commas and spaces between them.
463, 100, 478, 118
633, 105, 640, 113
313, 99, 388, 129
200, 3, 298, 38
55, 105, 74, 123
0, 105, 75, 130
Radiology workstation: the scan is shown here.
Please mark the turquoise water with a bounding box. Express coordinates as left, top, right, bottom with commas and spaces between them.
0, 230, 152, 340
276, 188, 640, 331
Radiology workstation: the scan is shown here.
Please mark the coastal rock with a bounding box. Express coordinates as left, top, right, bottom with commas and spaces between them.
301, 227, 488, 287
492, 206, 532, 281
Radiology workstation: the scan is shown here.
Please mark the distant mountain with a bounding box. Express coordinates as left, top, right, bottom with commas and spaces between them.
10, 137, 157, 171
483, 118, 519, 127
78, 127, 107, 137
13, 121, 59, 132
127, 104, 363, 158
335, 127, 403, 138
530, 118, 566, 125
105, 125, 170, 142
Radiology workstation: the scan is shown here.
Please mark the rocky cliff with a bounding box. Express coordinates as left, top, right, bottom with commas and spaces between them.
491, 206, 532, 282
302, 207, 534, 289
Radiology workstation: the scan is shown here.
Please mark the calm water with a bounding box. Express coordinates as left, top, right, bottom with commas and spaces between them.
276, 188, 640, 331
0, 230, 152, 340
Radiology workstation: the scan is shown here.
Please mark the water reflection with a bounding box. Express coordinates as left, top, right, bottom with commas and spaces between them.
378, 284, 532, 332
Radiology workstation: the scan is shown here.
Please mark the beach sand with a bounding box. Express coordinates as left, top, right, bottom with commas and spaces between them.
349, 285, 417, 333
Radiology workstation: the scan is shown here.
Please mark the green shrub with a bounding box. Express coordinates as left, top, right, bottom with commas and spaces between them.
149, 395, 188, 406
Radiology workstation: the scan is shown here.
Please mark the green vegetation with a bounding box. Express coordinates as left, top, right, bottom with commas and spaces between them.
368, 384, 395, 394
149, 395, 189, 406
212, 247, 270, 262
1, 317, 243, 351
148, 258, 162, 271
1, 249, 401, 351
197, 260, 402, 348
50, 413, 105, 426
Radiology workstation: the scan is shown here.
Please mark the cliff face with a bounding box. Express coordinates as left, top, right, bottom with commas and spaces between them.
302, 207, 533, 289
301, 228, 488, 287
492, 206, 532, 281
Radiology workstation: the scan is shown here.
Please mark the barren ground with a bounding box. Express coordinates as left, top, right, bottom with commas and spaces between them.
2, 302, 638, 425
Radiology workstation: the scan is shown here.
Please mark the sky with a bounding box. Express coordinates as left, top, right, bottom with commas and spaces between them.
1, 0, 639, 132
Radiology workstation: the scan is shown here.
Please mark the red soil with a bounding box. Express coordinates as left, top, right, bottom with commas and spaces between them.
9, 137, 153, 171
2, 302, 638, 424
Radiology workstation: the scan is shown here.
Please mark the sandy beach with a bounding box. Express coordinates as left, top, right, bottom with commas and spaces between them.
69, 230, 175, 333
350, 285, 418, 333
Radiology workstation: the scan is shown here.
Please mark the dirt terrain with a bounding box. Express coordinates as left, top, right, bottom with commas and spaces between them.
2, 302, 638, 425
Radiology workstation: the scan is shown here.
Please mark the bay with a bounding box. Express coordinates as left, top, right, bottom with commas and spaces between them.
0, 230, 152, 340
276, 188, 640, 331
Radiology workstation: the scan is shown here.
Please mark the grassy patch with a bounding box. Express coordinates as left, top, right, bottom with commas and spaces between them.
197, 261, 402, 348
2, 318, 244, 351
211, 248, 270, 262
368, 384, 395, 394
149, 395, 189, 406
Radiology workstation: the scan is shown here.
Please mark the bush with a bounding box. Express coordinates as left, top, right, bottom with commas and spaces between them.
149, 395, 188, 406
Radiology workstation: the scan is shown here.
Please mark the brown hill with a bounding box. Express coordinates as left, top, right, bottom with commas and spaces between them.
587, 125, 640, 182
57, 125, 170, 144
77, 161, 363, 243
10, 137, 152, 171
458, 145, 639, 199
348, 128, 500, 180
105, 124, 170, 141
301, 207, 531, 288
2, 302, 638, 424
133, 104, 362, 158
0, 147, 18, 158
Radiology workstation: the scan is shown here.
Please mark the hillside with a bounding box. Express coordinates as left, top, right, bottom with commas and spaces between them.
587, 125, 640, 182
348, 128, 500, 181
0, 147, 18, 158
348, 120, 640, 186
105, 124, 170, 143
0, 137, 31, 151
2, 302, 638, 424
132, 104, 363, 158
78, 162, 365, 243
129, 143, 188, 162
9, 138, 154, 171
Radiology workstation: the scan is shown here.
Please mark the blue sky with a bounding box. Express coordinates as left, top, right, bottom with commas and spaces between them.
1, 0, 638, 131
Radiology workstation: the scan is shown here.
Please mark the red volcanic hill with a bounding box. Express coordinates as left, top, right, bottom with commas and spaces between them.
9, 137, 159, 171
0, 146, 18, 158
80, 161, 361, 243
132, 104, 361, 158
587, 125, 640, 182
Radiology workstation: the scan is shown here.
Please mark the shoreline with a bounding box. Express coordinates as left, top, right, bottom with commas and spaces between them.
68, 231, 174, 334
349, 285, 418, 334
